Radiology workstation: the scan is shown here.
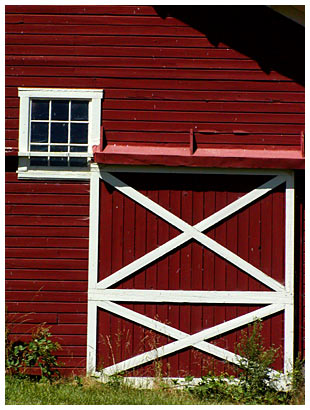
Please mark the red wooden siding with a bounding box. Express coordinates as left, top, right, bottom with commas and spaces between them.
5, 5, 304, 154
5, 170, 90, 376
97, 173, 286, 377
4, 5, 305, 377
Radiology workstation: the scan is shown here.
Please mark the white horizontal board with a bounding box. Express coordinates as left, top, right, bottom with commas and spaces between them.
90, 290, 292, 304
19, 152, 91, 157
17, 169, 91, 180
18, 87, 104, 99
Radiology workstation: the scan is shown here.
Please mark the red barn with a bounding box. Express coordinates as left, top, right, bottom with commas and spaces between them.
5, 5, 305, 383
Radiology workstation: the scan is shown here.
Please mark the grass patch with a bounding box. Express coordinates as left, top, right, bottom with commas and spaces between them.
5, 373, 304, 405
5, 375, 206, 405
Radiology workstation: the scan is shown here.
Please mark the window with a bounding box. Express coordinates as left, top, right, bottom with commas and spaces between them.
18, 88, 103, 179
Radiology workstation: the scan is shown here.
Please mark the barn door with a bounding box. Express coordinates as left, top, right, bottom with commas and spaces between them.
87, 165, 294, 381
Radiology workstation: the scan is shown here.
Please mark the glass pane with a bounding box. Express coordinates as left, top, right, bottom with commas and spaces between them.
30, 157, 48, 166
70, 123, 88, 144
50, 145, 68, 152
69, 157, 88, 167
51, 100, 69, 120
70, 145, 88, 152
30, 122, 48, 143
30, 145, 48, 152
51, 123, 68, 143
50, 157, 68, 167
31, 100, 49, 120
71, 101, 88, 121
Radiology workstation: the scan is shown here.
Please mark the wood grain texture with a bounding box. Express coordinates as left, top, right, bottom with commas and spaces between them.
96, 172, 287, 376
5, 5, 305, 377
5, 5, 304, 152
5, 171, 90, 375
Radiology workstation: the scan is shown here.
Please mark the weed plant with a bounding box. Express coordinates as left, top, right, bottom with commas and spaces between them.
186, 320, 305, 405
5, 323, 61, 380
5, 319, 305, 405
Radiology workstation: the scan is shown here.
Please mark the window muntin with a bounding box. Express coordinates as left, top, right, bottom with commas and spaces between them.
18, 88, 103, 178
29, 99, 89, 167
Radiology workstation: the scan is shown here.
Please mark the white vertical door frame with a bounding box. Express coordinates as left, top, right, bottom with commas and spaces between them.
284, 171, 295, 374
86, 165, 295, 378
86, 163, 100, 374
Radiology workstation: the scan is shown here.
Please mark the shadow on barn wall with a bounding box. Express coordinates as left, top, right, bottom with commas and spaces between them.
153, 6, 304, 86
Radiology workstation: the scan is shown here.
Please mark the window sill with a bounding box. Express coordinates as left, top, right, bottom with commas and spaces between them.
17, 167, 91, 180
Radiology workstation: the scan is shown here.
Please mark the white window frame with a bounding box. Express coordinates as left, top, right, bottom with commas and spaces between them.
17, 88, 104, 180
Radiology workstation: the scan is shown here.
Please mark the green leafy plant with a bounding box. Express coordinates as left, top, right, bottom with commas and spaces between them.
5, 340, 28, 375
5, 323, 61, 381
186, 372, 243, 404
235, 319, 280, 401
288, 354, 305, 404
186, 320, 305, 404
105, 373, 124, 390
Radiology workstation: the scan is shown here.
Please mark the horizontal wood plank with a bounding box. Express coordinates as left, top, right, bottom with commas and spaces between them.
6, 215, 89, 227
5, 279, 87, 291
7, 86, 303, 102
5, 45, 251, 59
5, 237, 88, 248
58, 314, 87, 324
4, 23, 210, 37
5, 5, 159, 16
5, 268, 87, 280
6, 66, 294, 82
6, 258, 88, 269
100, 110, 303, 124
5, 14, 190, 27
101, 121, 304, 134
6, 76, 303, 91
7, 55, 264, 69
5, 204, 89, 216
8, 323, 87, 335
6, 301, 87, 313
4, 33, 232, 48
6, 226, 89, 237
6, 312, 58, 323
6, 291, 87, 303
6, 248, 88, 259
5, 182, 90, 194
6, 194, 90, 205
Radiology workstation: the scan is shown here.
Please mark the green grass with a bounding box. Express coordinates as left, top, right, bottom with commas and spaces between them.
5, 375, 206, 405
5, 374, 305, 405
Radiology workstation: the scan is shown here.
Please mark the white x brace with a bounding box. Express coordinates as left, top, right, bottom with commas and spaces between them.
86, 165, 294, 378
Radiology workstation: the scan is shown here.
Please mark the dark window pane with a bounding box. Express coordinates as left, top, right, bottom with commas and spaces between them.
70, 145, 88, 152
70, 123, 88, 144
30, 157, 48, 166
30, 145, 48, 152
69, 157, 88, 167
50, 157, 68, 167
50, 145, 68, 152
71, 101, 88, 121
31, 100, 49, 120
30, 123, 48, 143
51, 123, 68, 143
51, 100, 69, 120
